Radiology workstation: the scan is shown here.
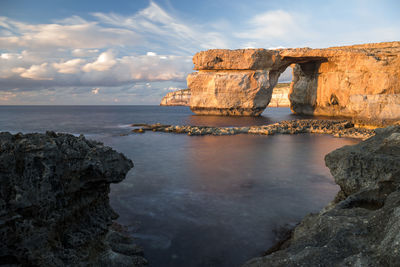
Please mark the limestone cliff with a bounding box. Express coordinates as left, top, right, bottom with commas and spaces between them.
160, 89, 190, 106
268, 83, 290, 107
188, 41, 400, 120
244, 125, 400, 266
160, 85, 290, 108
0, 132, 146, 266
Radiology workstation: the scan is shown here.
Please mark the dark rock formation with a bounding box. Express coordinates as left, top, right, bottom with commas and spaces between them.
244, 125, 400, 266
0, 132, 146, 266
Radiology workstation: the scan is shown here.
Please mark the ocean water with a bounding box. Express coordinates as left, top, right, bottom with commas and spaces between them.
0, 105, 359, 267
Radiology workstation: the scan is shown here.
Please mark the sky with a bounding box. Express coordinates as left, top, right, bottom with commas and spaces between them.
0, 0, 399, 105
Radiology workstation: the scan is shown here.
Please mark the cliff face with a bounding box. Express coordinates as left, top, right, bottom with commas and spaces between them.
268, 83, 290, 107
160, 89, 191, 106
188, 41, 400, 120
160, 84, 290, 108
244, 126, 400, 266
0, 132, 146, 266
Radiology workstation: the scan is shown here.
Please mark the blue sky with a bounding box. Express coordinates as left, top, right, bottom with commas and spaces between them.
1, 0, 399, 104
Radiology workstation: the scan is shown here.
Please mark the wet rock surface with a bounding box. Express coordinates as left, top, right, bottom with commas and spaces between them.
0, 132, 147, 266
243, 125, 400, 266
131, 119, 374, 139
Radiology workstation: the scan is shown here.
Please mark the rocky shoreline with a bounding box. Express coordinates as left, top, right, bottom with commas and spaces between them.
2, 123, 399, 266
131, 119, 375, 139
244, 125, 400, 266
0, 132, 147, 266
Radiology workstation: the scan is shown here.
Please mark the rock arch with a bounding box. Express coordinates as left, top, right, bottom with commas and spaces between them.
187, 42, 400, 121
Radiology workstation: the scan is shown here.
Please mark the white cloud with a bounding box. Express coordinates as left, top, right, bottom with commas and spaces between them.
72, 48, 99, 57
0, 16, 142, 50
92, 1, 230, 53
53, 58, 85, 74
82, 50, 116, 72
20, 63, 53, 80
235, 10, 302, 41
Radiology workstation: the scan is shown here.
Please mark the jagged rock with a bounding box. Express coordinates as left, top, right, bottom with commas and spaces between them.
243, 125, 400, 266
0, 132, 146, 266
160, 89, 191, 106
189, 41, 400, 120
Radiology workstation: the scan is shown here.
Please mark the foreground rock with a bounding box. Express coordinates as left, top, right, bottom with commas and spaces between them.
0, 132, 146, 266
189, 41, 400, 120
244, 125, 400, 266
131, 119, 374, 139
160, 89, 191, 106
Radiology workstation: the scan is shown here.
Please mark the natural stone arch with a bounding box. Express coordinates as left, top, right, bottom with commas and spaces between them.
187, 42, 400, 121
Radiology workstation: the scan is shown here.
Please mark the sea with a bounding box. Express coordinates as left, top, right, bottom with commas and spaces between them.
0, 105, 359, 267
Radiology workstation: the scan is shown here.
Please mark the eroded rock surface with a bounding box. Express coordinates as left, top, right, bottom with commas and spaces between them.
0, 132, 146, 266
244, 125, 400, 266
189, 41, 400, 120
269, 83, 290, 107
160, 89, 190, 106
160, 83, 290, 108
131, 120, 374, 139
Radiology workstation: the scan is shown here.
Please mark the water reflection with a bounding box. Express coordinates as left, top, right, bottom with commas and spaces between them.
106, 133, 359, 267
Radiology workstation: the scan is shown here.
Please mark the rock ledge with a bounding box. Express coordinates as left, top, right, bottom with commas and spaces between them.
0, 132, 147, 266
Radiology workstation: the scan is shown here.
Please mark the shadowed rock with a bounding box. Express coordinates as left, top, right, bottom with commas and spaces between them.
243, 126, 400, 266
0, 132, 147, 266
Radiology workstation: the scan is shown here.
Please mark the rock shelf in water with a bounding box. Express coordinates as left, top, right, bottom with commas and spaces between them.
131, 119, 375, 139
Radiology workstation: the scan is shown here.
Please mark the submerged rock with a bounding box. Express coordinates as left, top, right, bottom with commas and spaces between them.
0, 132, 146, 266
131, 119, 374, 139
244, 126, 400, 266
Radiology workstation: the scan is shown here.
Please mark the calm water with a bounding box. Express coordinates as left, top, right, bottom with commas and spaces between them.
0, 106, 358, 267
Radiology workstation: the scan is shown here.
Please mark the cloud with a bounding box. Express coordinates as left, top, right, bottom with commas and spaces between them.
20, 63, 53, 80
71, 48, 99, 57
234, 10, 307, 46
82, 50, 116, 72
53, 58, 85, 74
0, 49, 191, 90
0, 16, 142, 50
0, 91, 17, 101
92, 1, 230, 54
1, 1, 398, 104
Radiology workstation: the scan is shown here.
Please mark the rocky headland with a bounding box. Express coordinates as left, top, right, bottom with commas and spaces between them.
159, 83, 290, 107
131, 119, 375, 139
160, 89, 191, 106
188, 41, 400, 120
268, 83, 290, 107
244, 125, 400, 266
0, 132, 147, 266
